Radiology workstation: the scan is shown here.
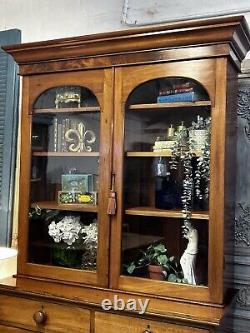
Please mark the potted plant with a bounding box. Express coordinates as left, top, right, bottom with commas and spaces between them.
126, 243, 187, 283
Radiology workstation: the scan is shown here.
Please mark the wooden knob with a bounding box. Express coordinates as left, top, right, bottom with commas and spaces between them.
33, 310, 47, 325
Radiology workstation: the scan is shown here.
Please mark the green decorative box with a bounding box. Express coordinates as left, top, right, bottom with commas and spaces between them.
61, 174, 89, 192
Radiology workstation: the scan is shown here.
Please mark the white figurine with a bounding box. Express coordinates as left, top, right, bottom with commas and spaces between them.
180, 225, 198, 285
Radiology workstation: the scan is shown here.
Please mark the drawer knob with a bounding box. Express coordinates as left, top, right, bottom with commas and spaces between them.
33, 309, 47, 325
143, 325, 152, 333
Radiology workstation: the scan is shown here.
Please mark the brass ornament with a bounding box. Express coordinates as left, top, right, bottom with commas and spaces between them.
55, 91, 81, 108
65, 122, 96, 152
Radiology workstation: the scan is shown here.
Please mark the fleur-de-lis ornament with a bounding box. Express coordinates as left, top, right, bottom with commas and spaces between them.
65, 122, 96, 152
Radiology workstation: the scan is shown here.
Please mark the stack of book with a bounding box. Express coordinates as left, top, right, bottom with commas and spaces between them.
53, 116, 69, 152
157, 82, 196, 103
52, 116, 82, 152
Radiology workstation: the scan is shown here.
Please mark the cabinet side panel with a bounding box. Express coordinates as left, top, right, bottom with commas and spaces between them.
223, 62, 238, 296
208, 58, 228, 304
18, 76, 32, 274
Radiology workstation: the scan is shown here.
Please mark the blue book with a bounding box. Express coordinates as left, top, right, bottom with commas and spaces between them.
157, 92, 195, 103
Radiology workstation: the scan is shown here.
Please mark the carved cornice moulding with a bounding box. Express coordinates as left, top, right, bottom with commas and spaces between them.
3, 15, 250, 66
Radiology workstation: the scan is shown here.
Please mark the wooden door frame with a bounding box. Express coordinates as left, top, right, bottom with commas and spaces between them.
18, 68, 114, 287
110, 58, 228, 304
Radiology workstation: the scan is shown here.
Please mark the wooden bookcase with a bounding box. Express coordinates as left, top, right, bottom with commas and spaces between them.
1, 15, 249, 333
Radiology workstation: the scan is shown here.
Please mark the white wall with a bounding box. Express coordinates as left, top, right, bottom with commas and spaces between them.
0, 0, 126, 42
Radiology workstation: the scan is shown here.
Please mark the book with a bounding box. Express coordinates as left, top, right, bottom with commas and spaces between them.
157, 92, 196, 103
53, 117, 58, 152
61, 118, 66, 152
57, 123, 62, 152
159, 87, 193, 96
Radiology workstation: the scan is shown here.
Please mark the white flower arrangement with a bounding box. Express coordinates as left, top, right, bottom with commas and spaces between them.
48, 215, 98, 248
81, 222, 98, 249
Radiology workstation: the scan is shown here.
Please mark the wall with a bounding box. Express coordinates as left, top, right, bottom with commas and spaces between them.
0, 0, 125, 43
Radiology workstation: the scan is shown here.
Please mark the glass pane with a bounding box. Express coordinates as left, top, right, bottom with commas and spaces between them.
122, 77, 210, 286
28, 86, 100, 271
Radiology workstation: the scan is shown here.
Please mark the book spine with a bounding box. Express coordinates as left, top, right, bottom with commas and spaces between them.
173, 82, 192, 90
159, 87, 193, 96
65, 118, 70, 152
53, 117, 58, 152
61, 118, 66, 152
57, 123, 62, 152
157, 92, 195, 103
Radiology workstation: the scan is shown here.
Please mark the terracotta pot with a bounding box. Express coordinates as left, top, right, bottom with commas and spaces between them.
148, 265, 164, 280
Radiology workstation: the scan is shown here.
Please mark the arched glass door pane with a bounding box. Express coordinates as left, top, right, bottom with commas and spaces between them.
29, 85, 100, 271
122, 77, 211, 286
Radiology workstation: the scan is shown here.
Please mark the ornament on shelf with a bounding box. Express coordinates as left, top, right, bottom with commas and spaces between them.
55, 89, 81, 108
180, 225, 198, 285
153, 124, 176, 152
65, 121, 96, 152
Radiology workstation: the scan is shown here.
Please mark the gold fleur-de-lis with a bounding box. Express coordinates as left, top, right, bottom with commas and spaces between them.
65, 122, 96, 152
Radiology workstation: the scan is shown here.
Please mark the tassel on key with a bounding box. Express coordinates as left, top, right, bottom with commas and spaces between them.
107, 191, 116, 215
107, 173, 117, 215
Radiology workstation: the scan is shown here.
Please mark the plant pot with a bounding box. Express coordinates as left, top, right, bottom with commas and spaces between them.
148, 265, 165, 280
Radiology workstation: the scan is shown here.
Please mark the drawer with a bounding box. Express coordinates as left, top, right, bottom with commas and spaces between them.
0, 294, 90, 333
95, 312, 209, 333
0, 324, 34, 332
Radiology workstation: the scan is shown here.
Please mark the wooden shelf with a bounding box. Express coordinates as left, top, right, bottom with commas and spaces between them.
31, 201, 98, 213
126, 151, 203, 157
125, 207, 209, 220
129, 101, 211, 110
33, 151, 99, 157
33, 106, 100, 114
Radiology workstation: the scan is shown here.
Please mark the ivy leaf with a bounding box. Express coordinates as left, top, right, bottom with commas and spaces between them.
153, 244, 166, 253
127, 262, 136, 274
167, 274, 177, 282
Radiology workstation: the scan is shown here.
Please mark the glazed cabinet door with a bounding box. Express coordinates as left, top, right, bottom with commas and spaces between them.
110, 59, 228, 303
18, 69, 113, 287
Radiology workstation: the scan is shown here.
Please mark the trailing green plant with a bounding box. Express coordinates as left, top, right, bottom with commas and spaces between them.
126, 243, 187, 283
170, 116, 211, 237
29, 205, 60, 222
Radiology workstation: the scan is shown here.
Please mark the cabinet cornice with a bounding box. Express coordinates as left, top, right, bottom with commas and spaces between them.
3, 16, 250, 66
